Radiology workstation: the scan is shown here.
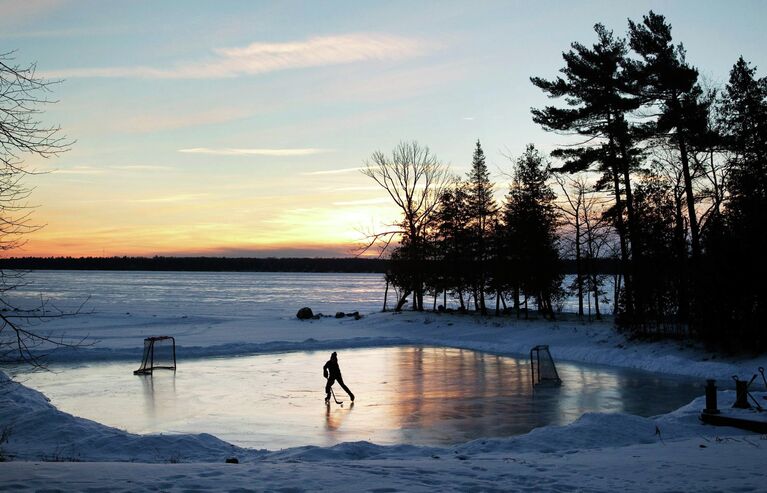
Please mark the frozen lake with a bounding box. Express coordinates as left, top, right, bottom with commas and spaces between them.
5, 270, 387, 317
6, 270, 613, 316
17, 346, 702, 450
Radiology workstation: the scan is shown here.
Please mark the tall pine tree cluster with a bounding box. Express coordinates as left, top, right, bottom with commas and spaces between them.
531, 11, 767, 351
367, 11, 766, 353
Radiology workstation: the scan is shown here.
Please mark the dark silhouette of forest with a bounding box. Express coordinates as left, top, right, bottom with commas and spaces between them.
363, 12, 767, 353
0, 256, 386, 273
0, 256, 615, 274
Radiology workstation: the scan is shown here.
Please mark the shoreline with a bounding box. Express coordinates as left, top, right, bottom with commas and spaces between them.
14, 309, 763, 382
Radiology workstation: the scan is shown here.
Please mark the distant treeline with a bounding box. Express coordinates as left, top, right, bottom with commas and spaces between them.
0, 257, 619, 274
0, 256, 618, 274
0, 256, 388, 273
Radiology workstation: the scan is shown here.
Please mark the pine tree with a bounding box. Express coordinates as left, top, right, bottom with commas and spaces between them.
501, 145, 562, 319
627, 11, 711, 262
465, 140, 497, 314
531, 23, 643, 318
719, 57, 767, 197
631, 175, 683, 331
697, 57, 767, 351
432, 182, 472, 310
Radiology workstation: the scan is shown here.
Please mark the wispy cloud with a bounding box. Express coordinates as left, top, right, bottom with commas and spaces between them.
332, 197, 389, 206
0, 0, 66, 27
41, 33, 431, 80
331, 185, 382, 192
132, 193, 209, 204
119, 107, 253, 133
109, 165, 173, 171
178, 147, 330, 157
0, 25, 123, 40
303, 167, 362, 175
46, 164, 172, 175
54, 166, 104, 175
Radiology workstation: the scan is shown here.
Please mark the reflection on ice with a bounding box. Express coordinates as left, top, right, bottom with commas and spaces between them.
16, 346, 701, 449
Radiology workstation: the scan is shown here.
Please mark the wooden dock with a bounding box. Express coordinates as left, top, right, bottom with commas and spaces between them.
700, 409, 767, 434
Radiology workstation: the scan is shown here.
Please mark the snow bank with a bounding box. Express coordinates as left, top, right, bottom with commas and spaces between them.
0, 372, 263, 463
2, 368, 763, 465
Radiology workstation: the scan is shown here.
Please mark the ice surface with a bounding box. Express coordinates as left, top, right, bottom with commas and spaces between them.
17, 346, 702, 449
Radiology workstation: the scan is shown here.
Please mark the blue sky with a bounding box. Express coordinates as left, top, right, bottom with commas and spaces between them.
2, 0, 765, 256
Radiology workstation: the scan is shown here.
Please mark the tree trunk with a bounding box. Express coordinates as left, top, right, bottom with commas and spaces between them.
382, 277, 389, 312
673, 189, 689, 323
593, 274, 602, 320
524, 296, 529, 320
619, 139, 642, 318
575, 215, 584, 318
607, 128, 633, 317
548, 297, 556, 320
395, 289, 411, 311
673, 92, 701, 262
416, 287, 424, 311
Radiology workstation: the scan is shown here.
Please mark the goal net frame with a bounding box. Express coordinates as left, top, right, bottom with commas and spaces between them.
133, 336, 176, 375
530, 344, 562, 387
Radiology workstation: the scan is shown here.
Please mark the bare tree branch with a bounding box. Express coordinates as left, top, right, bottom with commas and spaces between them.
0, 51, 84, 371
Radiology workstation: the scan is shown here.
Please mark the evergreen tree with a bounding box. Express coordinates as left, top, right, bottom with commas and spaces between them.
501, 145, 562, 319
630, 175, 684, 332
627, 11, 711, 262
432, 182, 472, 310
465, 140, 497, 314
719, 57, 767, 196
697, 57, 767, 351
531, 23, 643, 318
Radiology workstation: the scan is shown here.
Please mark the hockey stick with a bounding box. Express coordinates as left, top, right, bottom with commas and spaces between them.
330, 386, 344, 405
325, 378, 343, 405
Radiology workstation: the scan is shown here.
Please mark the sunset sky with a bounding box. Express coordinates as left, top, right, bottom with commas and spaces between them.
3, 0, 765, 257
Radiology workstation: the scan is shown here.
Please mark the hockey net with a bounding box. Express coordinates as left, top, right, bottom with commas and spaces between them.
134, 336, 176, 375
530, 345, 561, 387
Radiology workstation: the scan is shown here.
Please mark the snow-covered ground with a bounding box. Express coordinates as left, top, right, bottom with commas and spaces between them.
1, 271, 766, 492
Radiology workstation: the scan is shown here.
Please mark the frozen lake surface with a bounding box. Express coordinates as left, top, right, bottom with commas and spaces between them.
18, 346, 702, 450
7, 270, 612, 316
6, 270, 387, 317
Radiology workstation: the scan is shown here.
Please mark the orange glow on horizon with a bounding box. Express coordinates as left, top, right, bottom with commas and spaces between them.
9, 240, 371, 258
13, 169, 401, 258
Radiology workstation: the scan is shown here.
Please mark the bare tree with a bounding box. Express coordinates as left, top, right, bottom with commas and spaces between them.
1, 51, 81, 370
554, 175, 587, 318
579, 185, 615, 320
360, 141, 450, 311
555, 174, 614, 320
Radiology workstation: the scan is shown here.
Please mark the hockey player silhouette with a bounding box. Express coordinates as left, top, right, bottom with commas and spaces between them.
323, 352, 354, 404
